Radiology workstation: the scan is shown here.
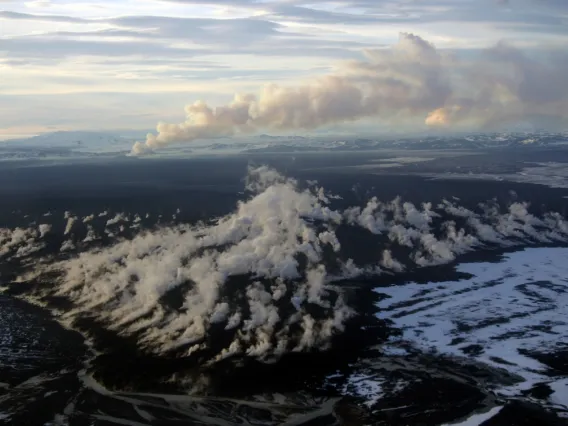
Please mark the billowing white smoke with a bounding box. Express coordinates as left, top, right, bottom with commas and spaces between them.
82, 226, 99, 243
5, 167, 568, 365
60, 240, 76, 252
106, 213, 129, 226
131, 33, 568, 155
45, 166, 349, 361
38, 223, 52, 238
380, 250, 404, 272
0, 227, 46, 259
64, 212, 77, 236
82, 214, 95, 223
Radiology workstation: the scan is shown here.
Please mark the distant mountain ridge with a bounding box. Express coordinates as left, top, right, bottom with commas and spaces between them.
244, 131, 568, 153
1, 130, 567, 159
2, 131, 135, 149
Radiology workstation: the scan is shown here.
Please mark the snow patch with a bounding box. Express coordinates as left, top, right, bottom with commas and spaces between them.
376, 247, 568, 404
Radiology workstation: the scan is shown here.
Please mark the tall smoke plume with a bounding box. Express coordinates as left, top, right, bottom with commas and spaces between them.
131, 33, 568, 155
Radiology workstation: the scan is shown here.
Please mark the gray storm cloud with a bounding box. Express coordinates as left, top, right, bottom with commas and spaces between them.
131, 33, 568, 155
5, 166, 568, 366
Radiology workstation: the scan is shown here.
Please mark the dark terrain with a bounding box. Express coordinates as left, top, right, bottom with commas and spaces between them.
0, 149, 567, 425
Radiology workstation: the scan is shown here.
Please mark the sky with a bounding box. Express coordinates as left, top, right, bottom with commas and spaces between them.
1, 0, 567, 141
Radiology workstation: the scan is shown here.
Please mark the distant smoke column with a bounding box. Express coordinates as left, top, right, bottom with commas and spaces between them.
130, 32, 568, 155
38, 224, 52, 238
129, 33, 452, 155
64, 217, 77, 235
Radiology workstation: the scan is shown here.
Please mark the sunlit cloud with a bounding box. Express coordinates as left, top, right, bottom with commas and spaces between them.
0, 0, 567, 134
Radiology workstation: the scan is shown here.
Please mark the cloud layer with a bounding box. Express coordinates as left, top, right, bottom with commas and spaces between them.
1, 0, 567, 135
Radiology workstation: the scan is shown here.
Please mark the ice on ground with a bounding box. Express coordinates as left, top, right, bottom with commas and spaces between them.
427, 161, 568, 190
373, 157, 435, 168
441, 406, 503, 426
375, 247, 568, 407
379, 345, 409, 356
341, 373, 385, 407
549, 379, 568, 412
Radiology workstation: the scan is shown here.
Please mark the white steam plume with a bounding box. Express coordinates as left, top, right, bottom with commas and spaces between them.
0, 227, 41, 259
44, 166, 348, 361
82, 225, 99, 243
5, 167, 568, 365
83, 214, 95, 223
60, 240, 75, 252
64, 216, 77, 236
38, 223, 52, 238
106, 213, 129, 226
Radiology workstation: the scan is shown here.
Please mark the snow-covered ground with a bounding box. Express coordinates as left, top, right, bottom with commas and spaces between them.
375, 247, 568, 414
428, 161, 568, 190
440, 406, 504, 426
